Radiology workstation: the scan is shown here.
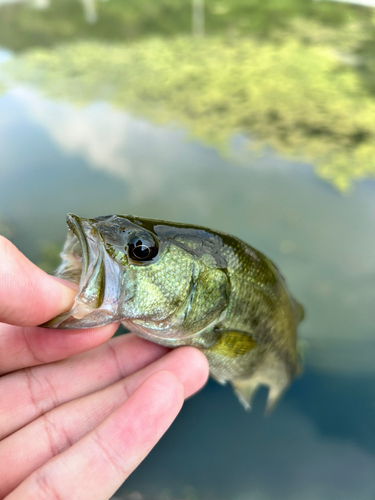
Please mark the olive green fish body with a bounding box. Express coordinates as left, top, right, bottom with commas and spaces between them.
183, 231, 302, 410
46, 214, 304, 410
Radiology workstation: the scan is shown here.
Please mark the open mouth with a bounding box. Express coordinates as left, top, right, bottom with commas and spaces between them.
51, 214, 88, 286
65, 213, 90, 283
42, 214, 115, 329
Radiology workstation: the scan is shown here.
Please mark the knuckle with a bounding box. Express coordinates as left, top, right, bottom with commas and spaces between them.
107, 340, 125, 379
34, 469, 63, 500
22, 328, 44, 365
23, 367, 45, 418
91, 428, 128, 478
42, 412, 74, 458
23, 366, 60, 419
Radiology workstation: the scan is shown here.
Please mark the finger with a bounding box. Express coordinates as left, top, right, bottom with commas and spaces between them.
0, 236, 76, 326
0, 321, 120, 375
0, 334, 169, 439
6, 371, 185, 500
0, 347, 208, 497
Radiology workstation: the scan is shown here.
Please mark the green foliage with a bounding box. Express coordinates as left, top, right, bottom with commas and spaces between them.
0, 0, 192, 52
4, 33, 375, 191
0, 0, 371, 52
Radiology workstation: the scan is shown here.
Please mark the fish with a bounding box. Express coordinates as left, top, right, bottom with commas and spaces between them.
44, 214, 304, 411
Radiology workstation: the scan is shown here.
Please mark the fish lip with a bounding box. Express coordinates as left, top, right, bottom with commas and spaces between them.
42, 214, 111, 328
66, 213, 90, 281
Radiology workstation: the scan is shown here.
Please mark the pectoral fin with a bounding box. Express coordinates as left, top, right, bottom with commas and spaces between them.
206, 329, 258, 358
204, 329, 258, 386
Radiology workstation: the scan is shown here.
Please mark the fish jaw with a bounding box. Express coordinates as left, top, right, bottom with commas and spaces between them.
43, 214, 127, 328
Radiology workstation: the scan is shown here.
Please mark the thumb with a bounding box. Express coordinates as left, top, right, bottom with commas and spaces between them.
0, 236, 76, 326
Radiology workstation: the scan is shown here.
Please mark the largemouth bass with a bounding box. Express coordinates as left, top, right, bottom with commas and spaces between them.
45, 214, 304, 411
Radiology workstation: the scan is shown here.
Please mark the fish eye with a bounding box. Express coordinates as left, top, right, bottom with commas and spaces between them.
128, 234, 158, 262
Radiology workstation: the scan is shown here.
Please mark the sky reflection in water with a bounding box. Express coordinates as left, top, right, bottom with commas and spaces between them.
0, 1, 375, 498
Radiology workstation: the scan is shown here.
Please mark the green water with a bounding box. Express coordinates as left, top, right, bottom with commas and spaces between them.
1, 1, 375, 499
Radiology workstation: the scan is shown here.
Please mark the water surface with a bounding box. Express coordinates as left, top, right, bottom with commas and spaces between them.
1, 1, 375, 499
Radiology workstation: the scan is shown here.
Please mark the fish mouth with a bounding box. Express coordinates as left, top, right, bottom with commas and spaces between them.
43, 214, 120, 329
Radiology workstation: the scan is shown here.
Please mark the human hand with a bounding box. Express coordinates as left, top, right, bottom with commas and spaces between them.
0, 236, 209, 500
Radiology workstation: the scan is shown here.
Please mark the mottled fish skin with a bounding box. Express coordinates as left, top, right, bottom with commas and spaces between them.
44, 214, 304, 411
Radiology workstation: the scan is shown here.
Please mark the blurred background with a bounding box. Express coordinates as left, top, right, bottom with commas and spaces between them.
1, 0, 375, 498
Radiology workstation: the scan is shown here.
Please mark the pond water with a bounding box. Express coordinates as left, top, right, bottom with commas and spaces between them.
1, 1, 375, 499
